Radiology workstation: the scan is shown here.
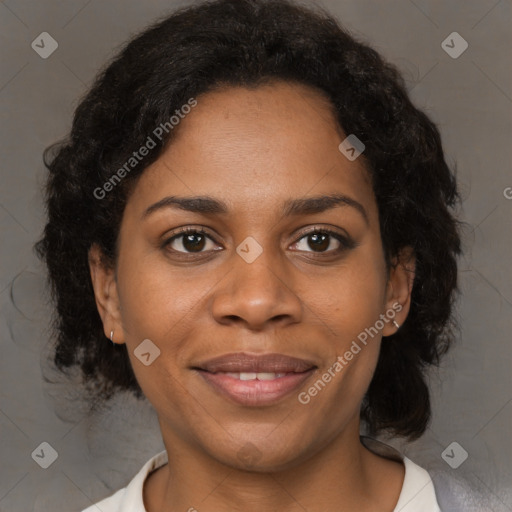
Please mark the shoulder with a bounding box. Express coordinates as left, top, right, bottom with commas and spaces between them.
360, 436, 498, 512
81, 487, 126, 512
361, 436, 441, 512
81, 450, 168, 512
394, 456, 441, 512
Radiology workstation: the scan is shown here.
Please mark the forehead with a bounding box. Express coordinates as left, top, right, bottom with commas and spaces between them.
125, 81, 377, 224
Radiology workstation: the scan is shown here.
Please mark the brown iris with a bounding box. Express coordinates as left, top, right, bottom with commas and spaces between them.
308, 233, 330, 252
183, 233, 206, 252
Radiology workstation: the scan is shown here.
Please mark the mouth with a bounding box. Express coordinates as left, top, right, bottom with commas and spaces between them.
191, 352, 317, 406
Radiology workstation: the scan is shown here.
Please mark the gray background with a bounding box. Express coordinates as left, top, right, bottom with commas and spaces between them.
0, 0, 511, 510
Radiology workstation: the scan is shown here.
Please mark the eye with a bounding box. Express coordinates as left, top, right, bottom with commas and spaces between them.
291, 228, 354, 254
163, 227, 220, 254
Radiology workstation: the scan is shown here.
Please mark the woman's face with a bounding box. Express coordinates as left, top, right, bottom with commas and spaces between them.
91, 81, 414, 471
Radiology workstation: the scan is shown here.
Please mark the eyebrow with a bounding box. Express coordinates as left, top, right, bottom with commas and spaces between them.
142, 193, 369, 225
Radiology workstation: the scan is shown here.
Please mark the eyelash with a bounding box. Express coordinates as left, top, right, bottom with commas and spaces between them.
161, 226, 355, 258
290, 228, 356, 258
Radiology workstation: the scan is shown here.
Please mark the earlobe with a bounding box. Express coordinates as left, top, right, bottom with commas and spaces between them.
383, 246, 416, 336
88, 244, 124, 343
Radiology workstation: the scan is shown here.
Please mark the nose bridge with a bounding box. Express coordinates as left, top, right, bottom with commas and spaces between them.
211, 239, 302, 329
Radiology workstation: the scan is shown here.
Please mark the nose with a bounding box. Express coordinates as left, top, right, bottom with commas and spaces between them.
211, 247, 303, 331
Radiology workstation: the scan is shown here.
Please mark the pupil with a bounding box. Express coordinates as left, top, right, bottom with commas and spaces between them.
184, 233, 205, 252
309, 233, 329, 252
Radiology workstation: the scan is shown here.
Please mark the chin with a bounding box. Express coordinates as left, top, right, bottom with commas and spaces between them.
204, 433, 315, 473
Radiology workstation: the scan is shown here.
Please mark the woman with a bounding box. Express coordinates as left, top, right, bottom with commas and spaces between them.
36, 0, 464, 510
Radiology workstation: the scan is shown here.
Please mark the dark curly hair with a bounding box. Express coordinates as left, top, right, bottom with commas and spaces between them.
35, 0, 466, 440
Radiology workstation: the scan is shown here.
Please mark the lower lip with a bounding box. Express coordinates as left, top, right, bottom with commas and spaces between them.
197, 370, 315, 406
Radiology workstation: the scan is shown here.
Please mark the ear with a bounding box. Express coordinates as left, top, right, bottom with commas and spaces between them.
382, 246, 416, 337
88, 244, 124, 344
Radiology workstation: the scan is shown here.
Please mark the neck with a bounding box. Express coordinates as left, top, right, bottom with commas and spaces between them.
144, 418, 405, 512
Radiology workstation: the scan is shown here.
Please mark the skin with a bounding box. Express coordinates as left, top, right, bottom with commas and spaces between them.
89, 81, 416, 512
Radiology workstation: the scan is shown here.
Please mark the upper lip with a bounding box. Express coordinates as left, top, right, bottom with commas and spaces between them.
193, 352, 317, 373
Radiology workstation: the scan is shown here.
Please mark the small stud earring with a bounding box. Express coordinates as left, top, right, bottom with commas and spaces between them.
110, 330, 115, 344
392, 320, 400, 329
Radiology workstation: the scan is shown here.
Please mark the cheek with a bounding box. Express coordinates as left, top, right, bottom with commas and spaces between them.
114, 254, 219, 399
115, 260, 197, 412
116, 254, 205, 340
303, 251, 387, 337
298, 247, 387, 400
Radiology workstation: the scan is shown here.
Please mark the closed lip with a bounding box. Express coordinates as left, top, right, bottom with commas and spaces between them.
192, 352, 317, 374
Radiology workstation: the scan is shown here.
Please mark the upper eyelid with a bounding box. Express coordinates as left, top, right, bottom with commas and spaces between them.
292, 225, 348, 241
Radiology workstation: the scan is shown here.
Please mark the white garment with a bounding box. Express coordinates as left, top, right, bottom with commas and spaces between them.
82, 440, 441, 512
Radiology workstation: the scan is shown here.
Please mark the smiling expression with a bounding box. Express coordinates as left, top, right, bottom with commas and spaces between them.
89, 81, 414, 471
